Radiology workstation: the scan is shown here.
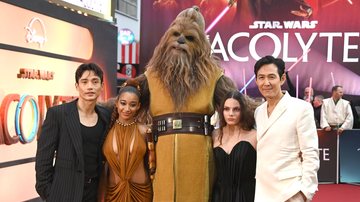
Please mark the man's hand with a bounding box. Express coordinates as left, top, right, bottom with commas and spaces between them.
324, 126, 331, 131
299, 191, 307, 201
286, 191, 307, 202
337, 128, 344, 135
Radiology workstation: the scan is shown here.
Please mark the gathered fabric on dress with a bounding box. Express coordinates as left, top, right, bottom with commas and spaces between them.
103, 124, 152, 202
212, 141, 256, 202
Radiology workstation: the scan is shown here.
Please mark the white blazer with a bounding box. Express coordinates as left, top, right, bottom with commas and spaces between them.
254, 92, 319, 202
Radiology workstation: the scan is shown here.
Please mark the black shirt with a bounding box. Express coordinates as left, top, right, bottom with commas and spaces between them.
81, 118, 104, 202
314, 105, 321, 128
81, 118, 104, 179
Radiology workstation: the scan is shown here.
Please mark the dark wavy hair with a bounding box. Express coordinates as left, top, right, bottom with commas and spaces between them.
218, 91, 255, 144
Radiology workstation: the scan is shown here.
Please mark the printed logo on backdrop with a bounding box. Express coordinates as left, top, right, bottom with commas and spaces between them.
317, 130, 337, 183
25, 17, 47, 48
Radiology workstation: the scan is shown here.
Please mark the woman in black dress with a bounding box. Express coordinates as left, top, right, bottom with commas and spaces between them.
212, 91, 257, 202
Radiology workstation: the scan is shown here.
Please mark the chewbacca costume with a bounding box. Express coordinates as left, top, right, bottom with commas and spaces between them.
137, 6, 237, 201
146, 68, 222, 201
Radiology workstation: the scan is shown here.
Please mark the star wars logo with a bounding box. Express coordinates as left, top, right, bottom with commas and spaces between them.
17, 68, 54, 80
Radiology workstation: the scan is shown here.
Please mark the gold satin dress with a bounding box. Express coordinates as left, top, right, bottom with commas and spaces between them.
146, 69, 222, 202
103, 123, 152, 202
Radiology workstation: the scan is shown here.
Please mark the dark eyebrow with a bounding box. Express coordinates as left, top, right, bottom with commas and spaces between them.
258, 73, 277, 77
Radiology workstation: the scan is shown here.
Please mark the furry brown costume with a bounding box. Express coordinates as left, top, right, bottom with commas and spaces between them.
137, 6, 236, 201
146, 6, 220, 110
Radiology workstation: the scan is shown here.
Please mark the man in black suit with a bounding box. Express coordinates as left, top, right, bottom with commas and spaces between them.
313, 95, 324, 128
35, 63, 110, 201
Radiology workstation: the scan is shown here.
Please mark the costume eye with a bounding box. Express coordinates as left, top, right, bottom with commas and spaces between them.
185, 35, 194, 41
173, 32, 180, 37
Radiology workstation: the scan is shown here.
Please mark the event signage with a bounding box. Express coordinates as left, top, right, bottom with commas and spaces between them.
0, 2, 94, 59
25, 17, 47, 48
0, 1, 117, 201
317, 130, 338, 183
140, 1, 360, 96
339, 130, 360, 183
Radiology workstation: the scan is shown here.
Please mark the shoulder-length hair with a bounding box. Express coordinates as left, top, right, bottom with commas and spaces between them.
217, 91, 255, 144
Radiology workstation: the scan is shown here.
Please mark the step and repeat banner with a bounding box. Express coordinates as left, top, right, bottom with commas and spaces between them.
317, 129, 360, 184
140, 2, 360, 185
317, 130, 337, 183
140, 0, 360, 97
339, 130, 360, 183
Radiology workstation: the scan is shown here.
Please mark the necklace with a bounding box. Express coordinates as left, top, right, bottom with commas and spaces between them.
116, 119, 136, 127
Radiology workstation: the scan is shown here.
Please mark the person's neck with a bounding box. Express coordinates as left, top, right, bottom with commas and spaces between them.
224, 125, 241, 137
332, 97, 340, 102
77, 99, 96, 115
266, 92, 284, 117
267, 92, 284, 109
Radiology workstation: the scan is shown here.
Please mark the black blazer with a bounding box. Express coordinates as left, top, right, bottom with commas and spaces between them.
35, 99, 110, 201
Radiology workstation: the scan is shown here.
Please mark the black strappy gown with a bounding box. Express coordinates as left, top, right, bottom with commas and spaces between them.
212, 141, 256, 202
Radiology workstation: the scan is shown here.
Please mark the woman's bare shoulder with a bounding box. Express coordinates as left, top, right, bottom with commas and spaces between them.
246, 129, 257, 150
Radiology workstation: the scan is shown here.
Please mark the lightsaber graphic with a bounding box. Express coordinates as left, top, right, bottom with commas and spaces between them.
331, 72, 336, 86
205, 1, 236, 34
296, 74, 299, 98
240, 74, 255, 93
322, 0, 353, 8
306, 77, 313, 102
287, 49, 311, 72
243, 68, 247, 95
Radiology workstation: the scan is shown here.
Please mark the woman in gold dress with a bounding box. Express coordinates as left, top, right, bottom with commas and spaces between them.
101, 80, 152, 202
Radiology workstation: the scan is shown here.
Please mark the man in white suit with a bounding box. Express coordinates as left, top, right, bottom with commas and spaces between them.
254, 56, 319, 202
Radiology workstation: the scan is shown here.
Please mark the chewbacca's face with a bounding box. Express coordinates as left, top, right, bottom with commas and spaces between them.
164, 19, 203, 61
147, 12, 215, 110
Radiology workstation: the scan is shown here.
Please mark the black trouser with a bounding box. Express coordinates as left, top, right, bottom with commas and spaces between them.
82, 178, 98, 202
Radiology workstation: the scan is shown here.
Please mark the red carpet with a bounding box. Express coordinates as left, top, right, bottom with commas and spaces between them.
312, 184, 360, 202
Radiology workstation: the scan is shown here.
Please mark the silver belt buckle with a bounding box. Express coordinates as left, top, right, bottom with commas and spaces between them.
172, 119, 182, 129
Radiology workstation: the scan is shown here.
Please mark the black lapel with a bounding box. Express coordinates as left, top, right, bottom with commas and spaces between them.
95, 105, 110, 145
64, 100, 83, 165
